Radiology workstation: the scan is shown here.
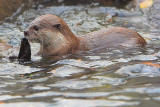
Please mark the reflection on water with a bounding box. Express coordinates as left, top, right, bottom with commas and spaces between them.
0, 1, 160, 107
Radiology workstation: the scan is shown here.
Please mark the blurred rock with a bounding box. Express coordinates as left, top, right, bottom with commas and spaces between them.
0, 0, 26, 21
148, 0, 160, 30
138, 0, 160, 31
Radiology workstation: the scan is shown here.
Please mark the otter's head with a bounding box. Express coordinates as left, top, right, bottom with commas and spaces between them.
24, 14, 79, 55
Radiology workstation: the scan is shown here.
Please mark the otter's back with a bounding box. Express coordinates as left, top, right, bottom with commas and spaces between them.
81, 27, 146, 50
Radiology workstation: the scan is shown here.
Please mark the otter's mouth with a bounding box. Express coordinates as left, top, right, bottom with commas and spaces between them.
27, 37, 41, 43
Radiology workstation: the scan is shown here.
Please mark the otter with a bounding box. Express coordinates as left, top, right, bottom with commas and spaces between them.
24, 14, 146, 56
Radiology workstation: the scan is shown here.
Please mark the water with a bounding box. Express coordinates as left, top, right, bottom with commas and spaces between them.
0, 1, 160, 107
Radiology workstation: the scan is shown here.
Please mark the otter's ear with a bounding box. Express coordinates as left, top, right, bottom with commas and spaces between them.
53, 24, 61, 30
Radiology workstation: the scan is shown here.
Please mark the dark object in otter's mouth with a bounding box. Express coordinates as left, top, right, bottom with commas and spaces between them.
18, 38, 31, 62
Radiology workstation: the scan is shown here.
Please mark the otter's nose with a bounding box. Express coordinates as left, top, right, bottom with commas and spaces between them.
24, 31, 29, 36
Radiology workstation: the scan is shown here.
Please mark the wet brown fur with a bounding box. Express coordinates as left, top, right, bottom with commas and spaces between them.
24, 14, 146, 56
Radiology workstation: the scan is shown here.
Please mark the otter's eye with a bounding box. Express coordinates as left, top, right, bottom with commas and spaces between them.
53, 24, 61, 30
33, 25, 39, 31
